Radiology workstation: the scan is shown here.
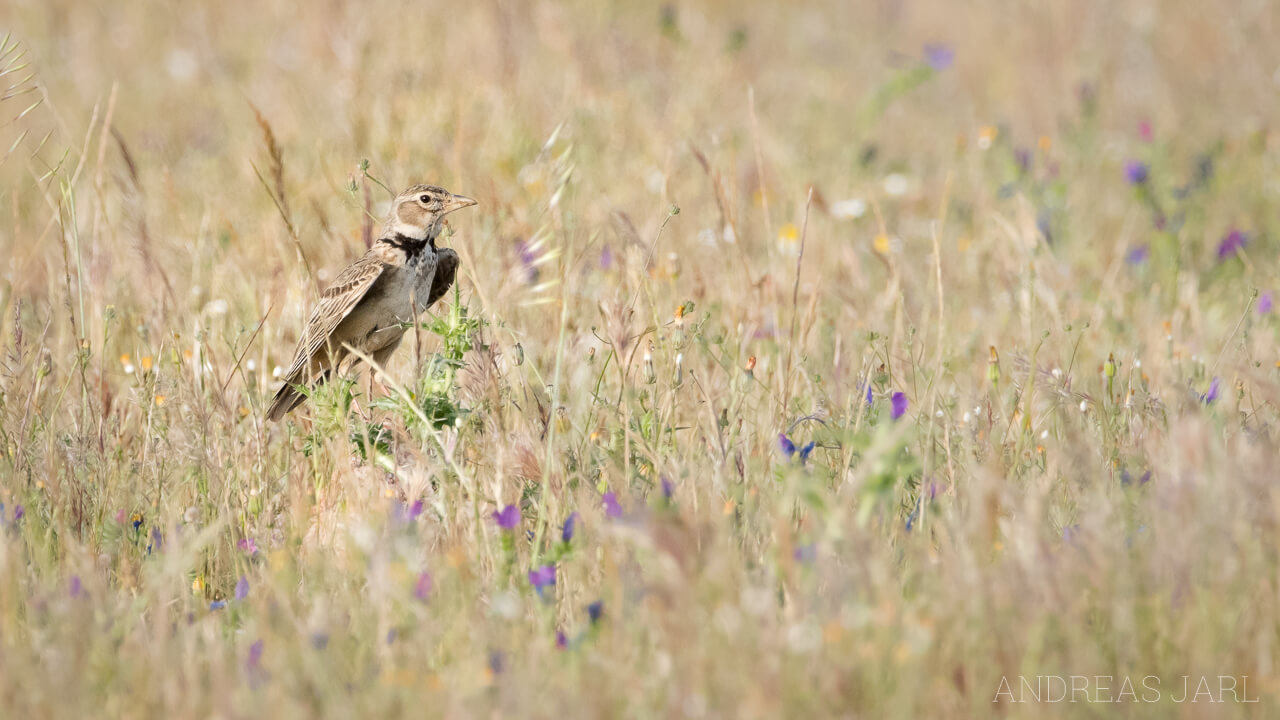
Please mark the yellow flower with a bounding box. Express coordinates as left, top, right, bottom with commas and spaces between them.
1038, 135, 1052, 151
873, 234, 890, 254
141, 356, 153, 371
192, 576, 205, 594
777, 223, 799, 244
119, 354, 131, 366
154, 395, 166, 407
978, 125, 998, 150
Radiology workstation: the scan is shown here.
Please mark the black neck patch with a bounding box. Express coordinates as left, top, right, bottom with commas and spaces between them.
383, 232, 432, 253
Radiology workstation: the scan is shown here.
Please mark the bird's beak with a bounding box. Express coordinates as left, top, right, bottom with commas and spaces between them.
445, 194, 477, 213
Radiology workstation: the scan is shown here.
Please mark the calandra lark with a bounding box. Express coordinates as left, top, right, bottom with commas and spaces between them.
266, 184, 477, 421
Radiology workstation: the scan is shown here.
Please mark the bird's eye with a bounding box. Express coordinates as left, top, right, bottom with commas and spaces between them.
419, 194, 431, 203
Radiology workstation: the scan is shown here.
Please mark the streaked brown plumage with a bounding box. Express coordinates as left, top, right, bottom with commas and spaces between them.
267, 184, 475, 421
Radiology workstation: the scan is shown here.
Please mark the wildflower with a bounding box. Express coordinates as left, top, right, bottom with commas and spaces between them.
778, 433, 796, 457
1125, 245, 1149, 265
978, 125, 998, 150
1015, 148, 1031, 174
1201, 377, 1221, 404
830, 198, 867, 220
235, 576, 249, 601
1259, 292, 1273, 315
131, 512, 143, 531
247, 640, 264, 671
238, 538, 258, 555
661, 476, 674, 500
1217, 229, 1247, 261
492, 504, 521, 530
210, 600, 227, 611
13, 505, 23, 522
415, 571, 433, 601
587, 600, 604, 625
923, 43, 954, 71
1120, 469, 1152, 486
1062, 525, 1081, 544
1138, 120, 1153, 142
865, 383, 873, 406
69, 576, 83, 598
556, 631, 568, 650
528, 565, 556, 592
793, 544, 817, 564
1124, 160, 1148, 185
408, 499, 424, 520
561, 512, 578, 544
882, 174, 908, 197
891, 392, 909, 420
488, 651, 505, 676
603, 492, 622, 519
778, 434, 816, 464
515, 239, 539, 283
148, 526, 163, 554
600, 245, 614, 270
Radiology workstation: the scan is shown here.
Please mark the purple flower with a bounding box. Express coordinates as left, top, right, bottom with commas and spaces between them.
865, 383, 873, 406
1015, 147, 1031, 174
556, 631, 568, 650
235, 575, 249, 601
1062, 524, 1081, 544
798, 441, 815, 462
603, 492, 622, 518
238, 538, 258, 555
528, 565, 556, 592
1202, 377, 1220, 404
247, 639, 264, 671
1120, 469, 1152, 486
69, 576, 83, 598
923, 43, 954, 71
1217, 230, 1247, 261
415, 571, 432, 601
1259, 292, 1274, 315
1124, 160, 1149, 185
587, 600, 604, 625
778, 433, 796, 457
891, 392, 909, 420
661, 476, 674, 499
561, 512, 578, 543
210, 600, 227, 611
1125, 245, 1149, 265
148, 526, 162, 554
492, 504, 521, 531
515, 239, 539, 283
408, 499, 424, 520
600, 245, 615, 271
793, 544, 817, 564
13, 505, 23, 522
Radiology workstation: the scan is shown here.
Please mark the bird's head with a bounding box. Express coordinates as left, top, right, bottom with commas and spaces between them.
385, 184, 477, 243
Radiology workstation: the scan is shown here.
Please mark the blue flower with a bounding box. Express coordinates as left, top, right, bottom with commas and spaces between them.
492, 504, 521, 530
528, 565, 556, 594
235, 575, 249, 601
778, 433, 796, 457
661, 476, 674, 500
865, 383, 873, 406
891, 392, 909, 420
561, 512, 578, 544
210, 600, 227, 611
1124, 160, 1149, 185
587, 600, 604, 625
603, 493, 622, 519
923, 43, 954, 71
1201, 377, 1220, 404
1217, 229, 1247, 261
1125, 245, 1149, 265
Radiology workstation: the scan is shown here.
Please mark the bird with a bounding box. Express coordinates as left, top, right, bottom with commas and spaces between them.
266, 184, 477, 421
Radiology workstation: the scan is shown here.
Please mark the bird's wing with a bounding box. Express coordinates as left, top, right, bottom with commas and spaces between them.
281, 254, 387, 381
427, 248, 459, 306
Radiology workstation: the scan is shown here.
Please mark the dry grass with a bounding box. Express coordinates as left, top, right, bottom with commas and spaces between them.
1, 0, 1279, 717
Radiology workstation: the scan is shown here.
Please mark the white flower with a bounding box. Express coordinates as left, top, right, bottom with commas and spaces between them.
124, 363, 135, 375
831, 198, 868, 219
204, 299, 229, 316
246, 359, 257, 372
1051, 368, 1063, 379
272, 365, 283, 378
962, 411, 972, 423
883, 174, 909, 197
1079, 400, 1089, 413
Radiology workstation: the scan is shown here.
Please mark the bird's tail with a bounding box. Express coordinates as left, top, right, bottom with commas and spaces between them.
266, 369, 330, 421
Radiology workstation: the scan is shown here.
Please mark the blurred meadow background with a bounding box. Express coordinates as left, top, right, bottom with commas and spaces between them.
2, 0, 1280, 716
